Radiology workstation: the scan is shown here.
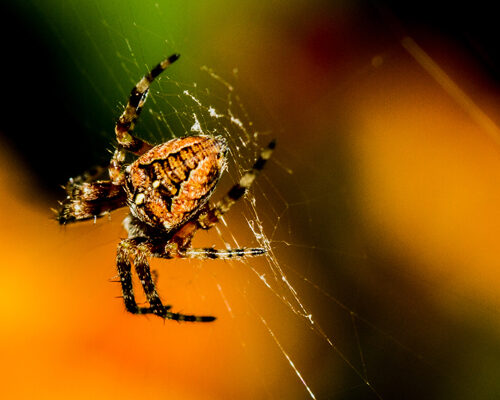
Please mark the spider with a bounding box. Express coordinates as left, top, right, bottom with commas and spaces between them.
57, 54, 275, 322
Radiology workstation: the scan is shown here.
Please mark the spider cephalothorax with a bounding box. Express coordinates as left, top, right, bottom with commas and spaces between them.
57, 54, 274, 322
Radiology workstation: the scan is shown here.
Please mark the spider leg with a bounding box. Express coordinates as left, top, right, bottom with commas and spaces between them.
57, 180, 127, 224
197, 139, 276, 230
117, 239, 140, 314
109, 54, 180, 185
182, 247, 266, 259
117, 238, 215, 322
115, 54, 180, 153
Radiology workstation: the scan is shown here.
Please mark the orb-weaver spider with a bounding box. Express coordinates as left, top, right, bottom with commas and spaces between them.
57, 54, 275, 322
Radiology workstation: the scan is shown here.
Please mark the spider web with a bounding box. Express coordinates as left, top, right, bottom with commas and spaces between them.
13, 1, 500, 399
13, 2, 424, 399
132, 60, 355, 398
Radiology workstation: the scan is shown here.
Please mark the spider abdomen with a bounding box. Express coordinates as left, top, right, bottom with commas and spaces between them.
125, 135, 227, 230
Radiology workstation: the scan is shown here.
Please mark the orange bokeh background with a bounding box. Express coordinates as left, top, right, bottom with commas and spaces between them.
0, 149, 311, 398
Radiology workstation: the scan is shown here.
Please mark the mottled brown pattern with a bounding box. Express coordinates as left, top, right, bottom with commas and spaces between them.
126, 135, 227, 230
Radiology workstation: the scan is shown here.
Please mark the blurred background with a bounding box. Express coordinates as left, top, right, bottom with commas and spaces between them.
1, 0, 500, 399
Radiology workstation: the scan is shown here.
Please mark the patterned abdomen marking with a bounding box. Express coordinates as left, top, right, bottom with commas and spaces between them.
125, 135, 227, 231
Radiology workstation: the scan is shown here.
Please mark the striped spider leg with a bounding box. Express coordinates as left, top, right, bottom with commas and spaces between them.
109, 54, 180, 185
